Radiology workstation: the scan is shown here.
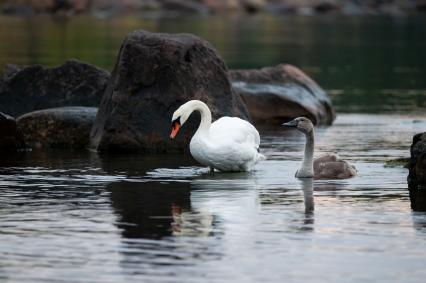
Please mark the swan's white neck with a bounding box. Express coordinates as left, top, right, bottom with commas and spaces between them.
297, 129, 315, 177
187, 100, 212, 137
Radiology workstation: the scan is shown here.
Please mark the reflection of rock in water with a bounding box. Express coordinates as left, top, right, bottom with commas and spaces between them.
107, 181, 191, 239
411, 212, 426, 234
99, 154, 196, 178
0, 149, 102, 171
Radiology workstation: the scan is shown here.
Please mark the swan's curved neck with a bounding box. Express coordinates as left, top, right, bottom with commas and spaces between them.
189, 101, 212, 136
300, 130, 315, 175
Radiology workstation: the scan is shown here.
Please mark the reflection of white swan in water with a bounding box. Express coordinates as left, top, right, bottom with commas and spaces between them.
184, 174, 260, 237
282, 117, 357, 179
169, 100, 265, 172
300, 178, 314, 213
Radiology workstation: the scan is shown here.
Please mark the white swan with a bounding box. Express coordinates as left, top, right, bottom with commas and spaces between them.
282, 117, 357, 179
170, 100, 265, 172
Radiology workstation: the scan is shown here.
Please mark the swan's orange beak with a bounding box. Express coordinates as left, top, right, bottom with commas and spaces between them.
170, 120, 181, 139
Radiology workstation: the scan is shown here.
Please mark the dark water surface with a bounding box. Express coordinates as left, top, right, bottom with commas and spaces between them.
0, 14, 426, 113
1, 114, 426, 283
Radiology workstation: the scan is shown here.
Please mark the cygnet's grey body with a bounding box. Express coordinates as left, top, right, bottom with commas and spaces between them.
283, 117, 357, 179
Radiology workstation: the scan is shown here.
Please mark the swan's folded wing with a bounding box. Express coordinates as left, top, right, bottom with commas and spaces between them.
210, 117, 260, 149
207, 140, 259, 169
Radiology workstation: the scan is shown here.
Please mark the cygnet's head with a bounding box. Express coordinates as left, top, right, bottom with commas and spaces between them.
170, 102, 192, 139
282, 117, 314, 134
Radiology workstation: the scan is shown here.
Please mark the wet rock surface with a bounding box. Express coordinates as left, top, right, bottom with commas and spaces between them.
0, 59, 109, 117
408, 132, 426, 211
0, 112, 26, 152
229, 64, 335, 126
17, 107, 98, 149
91, 30, 249, 153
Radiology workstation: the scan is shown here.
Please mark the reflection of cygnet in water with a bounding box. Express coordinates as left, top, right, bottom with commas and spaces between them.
300, 178, 314, 213
282, 117, 357, 179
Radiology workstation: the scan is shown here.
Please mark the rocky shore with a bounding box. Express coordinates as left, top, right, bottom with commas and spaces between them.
1, 0, 425, 16
0, 29, 334, 153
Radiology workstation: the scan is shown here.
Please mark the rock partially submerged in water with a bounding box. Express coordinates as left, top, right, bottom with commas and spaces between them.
384, 158, 410, 168
0, 112, 26, 152
91, 30, 249, 153
17, 107, 97, 149
408, 132, 426, 211
0, 59, 109, 117
229, 64, 335, 126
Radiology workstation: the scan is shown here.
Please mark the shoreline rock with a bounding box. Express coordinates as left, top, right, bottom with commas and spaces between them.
90, 30, 249, 153
17, 107, 98, 149
408, 132, 426, 211
229, 64, 335, 126
1, 30, 335, 152
0, 59, 109, 117
1, 0, 423, 16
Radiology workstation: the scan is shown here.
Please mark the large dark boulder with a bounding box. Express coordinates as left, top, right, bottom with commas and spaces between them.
0, 112, 26, 152
90, 30, 249, 153
1, 64, 24, 80
0, 59, 109, 117
229, 64, 335, 126
17, 107, 98, 149
408, 132, 426, 211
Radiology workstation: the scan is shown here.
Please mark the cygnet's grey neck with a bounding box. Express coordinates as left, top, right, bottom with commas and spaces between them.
297, 129, 315, 178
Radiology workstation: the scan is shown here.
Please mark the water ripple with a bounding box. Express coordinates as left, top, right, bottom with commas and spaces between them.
0, 114, 426, 283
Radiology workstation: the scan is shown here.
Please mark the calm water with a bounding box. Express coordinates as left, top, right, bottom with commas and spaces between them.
0, 14, 426, 113
1, 114, 426, 283
1, 14, 426, 283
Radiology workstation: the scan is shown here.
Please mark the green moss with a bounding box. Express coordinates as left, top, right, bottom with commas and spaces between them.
384, 158, 410, 168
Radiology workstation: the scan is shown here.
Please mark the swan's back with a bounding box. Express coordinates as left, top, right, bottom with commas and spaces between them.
210, 117, 260, 149
314, 154, 357, 179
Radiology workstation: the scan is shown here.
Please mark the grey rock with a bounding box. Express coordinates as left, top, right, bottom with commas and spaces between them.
229, 64, 335, 126
17, 107, 98, 149
417, 0, 426, 11
0, 59, 109, 117
91, 30, 249, 153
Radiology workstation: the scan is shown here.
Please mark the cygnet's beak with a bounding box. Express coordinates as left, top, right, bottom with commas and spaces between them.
282, 120, 298, 128
170, 120, 181, 139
